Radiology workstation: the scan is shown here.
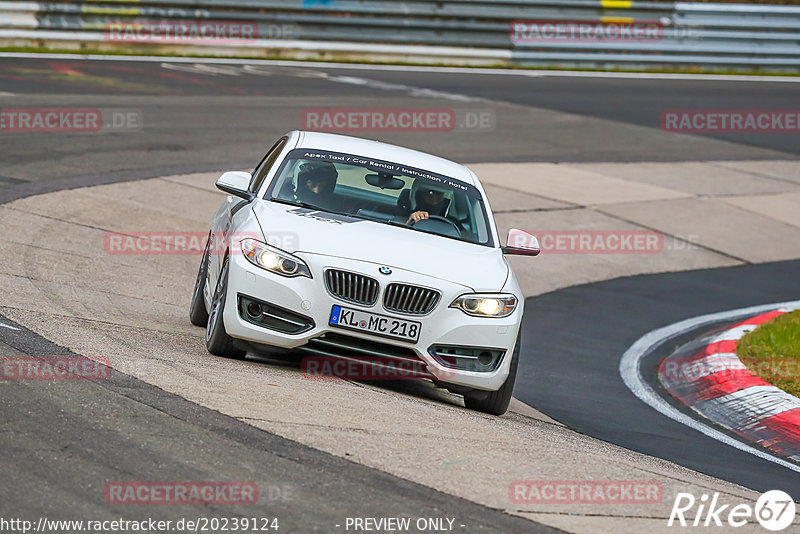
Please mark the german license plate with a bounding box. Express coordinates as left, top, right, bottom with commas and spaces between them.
329, 305, 421, 343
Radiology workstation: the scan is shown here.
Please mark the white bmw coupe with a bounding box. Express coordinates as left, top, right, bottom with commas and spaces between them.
190, 131, 539, 415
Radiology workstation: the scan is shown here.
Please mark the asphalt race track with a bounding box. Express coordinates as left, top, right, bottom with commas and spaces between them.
1, 55, 798, 184
1, 55, 799, 532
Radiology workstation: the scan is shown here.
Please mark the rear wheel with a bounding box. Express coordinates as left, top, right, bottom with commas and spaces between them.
464, 331, 520, 416
205, 254, 246, 360
189, 233, 211, 327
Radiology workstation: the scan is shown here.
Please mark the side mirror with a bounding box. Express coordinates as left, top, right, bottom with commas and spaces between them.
501, 228, 540, 256
216, 171, 254, 201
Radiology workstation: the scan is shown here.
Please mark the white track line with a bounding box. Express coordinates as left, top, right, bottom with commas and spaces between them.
619, 299, 800, 473
0, 322, 20, 331
2, 52, 800, 83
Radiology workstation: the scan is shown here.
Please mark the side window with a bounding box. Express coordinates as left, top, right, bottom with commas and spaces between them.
249, 137, 288, 194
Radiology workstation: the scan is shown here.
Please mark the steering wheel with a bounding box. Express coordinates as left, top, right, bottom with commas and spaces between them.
409, 215, 462, 237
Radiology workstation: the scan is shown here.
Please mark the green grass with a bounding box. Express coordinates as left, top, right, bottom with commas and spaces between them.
737, 310, 800, 397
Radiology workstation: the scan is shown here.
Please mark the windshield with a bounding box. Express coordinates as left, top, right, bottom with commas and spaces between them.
265, 148, 494, 247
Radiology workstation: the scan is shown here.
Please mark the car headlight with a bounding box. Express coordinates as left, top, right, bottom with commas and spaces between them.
450, 294, 517, 318
240, 238, 312, 278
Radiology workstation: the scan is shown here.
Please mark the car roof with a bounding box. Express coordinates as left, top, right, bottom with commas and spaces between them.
294, 131, 477, 186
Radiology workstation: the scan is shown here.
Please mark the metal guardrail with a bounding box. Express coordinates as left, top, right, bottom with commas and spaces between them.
0, 0, 799, 69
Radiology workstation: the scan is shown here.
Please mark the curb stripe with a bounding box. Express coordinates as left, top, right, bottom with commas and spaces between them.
691, 373, 770, 403
655, 308, 800, 464
693, 385, 800, 427
663, 369, 769, 405
703, 338, 739, 356
620, 300, 800, 473
739, 310, 784, 326
659, 352, 745, 384
707, 324, 758, 343
761, 408, 800, 455
734, 408, 800, 461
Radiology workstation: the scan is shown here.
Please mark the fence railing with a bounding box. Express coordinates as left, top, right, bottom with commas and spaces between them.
1, 0, 798, 69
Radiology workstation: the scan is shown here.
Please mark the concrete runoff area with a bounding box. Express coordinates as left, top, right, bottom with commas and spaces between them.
2, 158, 800, 533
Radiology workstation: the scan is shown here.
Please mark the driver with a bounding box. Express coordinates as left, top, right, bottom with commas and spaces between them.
296, 161, 338, 209
406, 183, 449, 224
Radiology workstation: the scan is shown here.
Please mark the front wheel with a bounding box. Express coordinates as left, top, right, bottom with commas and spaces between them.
189, 233, 211, 327
463, 331, 520, 416
205, 254, 246, 360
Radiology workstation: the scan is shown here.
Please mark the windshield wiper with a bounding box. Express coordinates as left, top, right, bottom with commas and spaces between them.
343, 211, 409, 228
270, 197, 414, 229
375, 218, 408, 228
268, 197, 327, 212
269, 197, 366, 221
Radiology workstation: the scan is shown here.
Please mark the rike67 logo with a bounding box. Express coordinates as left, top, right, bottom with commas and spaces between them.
668, 490, 796, 531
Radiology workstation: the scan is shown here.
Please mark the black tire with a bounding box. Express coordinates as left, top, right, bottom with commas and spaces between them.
464, 331, 520, 416
189, 233, 211, 327
205, 254, 246, 359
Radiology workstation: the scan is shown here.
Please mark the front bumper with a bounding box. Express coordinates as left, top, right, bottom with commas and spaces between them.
222, 252, 522, 391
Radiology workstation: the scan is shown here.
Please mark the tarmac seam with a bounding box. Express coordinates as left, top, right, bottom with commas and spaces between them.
592, 207, 750, 264
493, 206, 585, 214
709, 161, 800, 187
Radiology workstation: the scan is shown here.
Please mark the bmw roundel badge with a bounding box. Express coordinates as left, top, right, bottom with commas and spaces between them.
379, 266, 392, 275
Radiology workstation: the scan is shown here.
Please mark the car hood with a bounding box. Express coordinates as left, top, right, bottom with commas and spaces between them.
252, 201, 508, 291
